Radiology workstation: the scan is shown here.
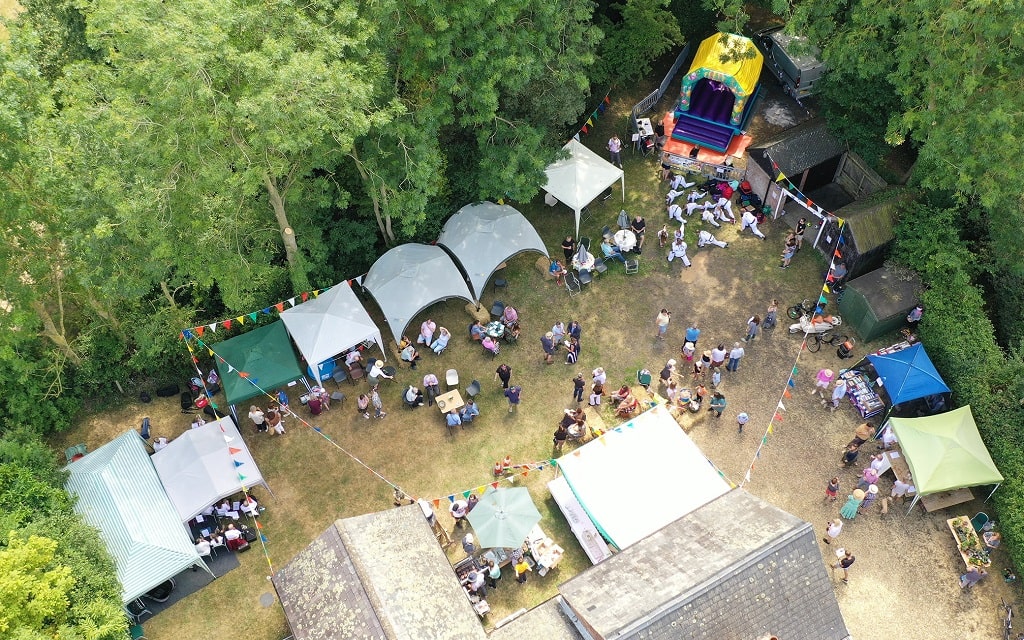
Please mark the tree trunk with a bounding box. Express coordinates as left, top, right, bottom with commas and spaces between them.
84, 292, 128, 342
31, 300, 82, 366
348, 148, 395, 244
263, 173, 311, 292
160, 281, 178, 308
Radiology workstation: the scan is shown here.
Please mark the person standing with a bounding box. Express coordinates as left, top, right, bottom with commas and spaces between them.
495, 363, 512, 389
736, 412, 749, 433
567, 320, 582, 345
833, 550, 855, 584
795, 217, 808, 249
726, 342, 745, 372
514, 556, 532, 584
825, 476, 840, 502
541, 332, 555, 364
710, 344, 726, 369
655, 308, 671, 340
486, 558, 502, 590
744, 315, 761, 342
248, 405, 267, 433
860, 484, 879, 512
685, 323, 700, 346
708, 392, 726, 417
607, 135, 622, 168
505, 385, 522, 413
823, 519, 843, 545
812, 368, 835, 399
553, 424, 569, 453
561, 236, 576, 262
572, 373, 585, 404
630, 215, 646, 254
839, 489, 865, 520
423, 372, 441, 406
370, 385, 386, 419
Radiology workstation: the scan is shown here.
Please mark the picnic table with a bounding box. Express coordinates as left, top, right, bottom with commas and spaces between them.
947, 515, 991, 568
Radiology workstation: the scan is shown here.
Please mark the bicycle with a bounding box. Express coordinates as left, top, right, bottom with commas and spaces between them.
806, 330, 849, 353
1001, 599, 1024, 640
787, 298, 815, 320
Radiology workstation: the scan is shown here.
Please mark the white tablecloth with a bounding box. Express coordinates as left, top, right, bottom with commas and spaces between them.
636, 118, 654, 137
613, 230, 636, 252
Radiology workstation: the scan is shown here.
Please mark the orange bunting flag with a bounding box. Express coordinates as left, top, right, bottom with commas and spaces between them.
274, 302, 284, 313
522, 470, 529, 477
783, 389, 792, 398
603, 95, 611, 104
228, 447, 242, 454
196, 326, 205, 337
239, 371, 249, 378
581, 125, 589, 134
491, 482, 499, 490
255, 522, 263, 530
301, 292, 309, 302
432, 498, 440, 508
834, 249, 843, 259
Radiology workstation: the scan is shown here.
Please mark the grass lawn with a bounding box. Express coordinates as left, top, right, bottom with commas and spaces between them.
57, 80, 1016, 640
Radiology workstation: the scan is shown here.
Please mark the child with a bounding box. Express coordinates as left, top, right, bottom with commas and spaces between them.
711, 369, 721, 388
657, 224, 669, 247
825, 476, 840, 502
357, 394, 370, 419
737, 412, 749, 433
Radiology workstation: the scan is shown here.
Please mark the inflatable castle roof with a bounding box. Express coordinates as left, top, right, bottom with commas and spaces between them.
687, 33, 763, 99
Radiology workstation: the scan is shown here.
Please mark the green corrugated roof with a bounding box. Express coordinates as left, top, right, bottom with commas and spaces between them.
64, 431, 206, 603
835, 189, 908, 253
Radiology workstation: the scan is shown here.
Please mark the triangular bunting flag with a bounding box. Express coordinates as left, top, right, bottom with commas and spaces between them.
476, 486, 486, 495
826, 273, 836, 283
233, 460, 244, 467
522, 470, 529, 477
432, 498, 440, 508
586, 117, 594, 127
806, 199, 814, 208
776, 170, 786, 183
777, 401, 786, 411
183, 329, 193, 340
208, 323, 217, 333
274, 302, 284, 313
462, 490, 471, 499
834, 249, 843, 259
239, 371, 249, 378
744, 469, 752, 483
237, 315, 246, 325
491, 482, 499, 490
792, 367, 799, 376
603, 95, 610, 104
301, 292, 309, 302
783, 389, 792, 398
255, 522, 263, 530
229, 447, 242, 454
313, 290, 321, 298
818, 295, 828, 304
581, 125, 589, 134
260, 534, 267, 542
787, 378, 796, 387
773, 412, 783, 422
447, 495, 455, 503
572, 133, 581, 142
597, 102, 606, 114
767, 425, 774, 434
288, 297, 297, 307
223, 319, 232, 331
223, 435, 233, 443
238, 474, 247, 481
208, 348, 215, 357
823, 284, 831, 294
261, 308, 270, 315
838, 235, 846, 246
836, 217, 845, 226
573, 450, 581, 457
195, 326, 206, 337
248, 312, 258, 322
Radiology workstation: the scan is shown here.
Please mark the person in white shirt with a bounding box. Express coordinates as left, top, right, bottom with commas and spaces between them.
716, 195, 734, 217
670, 174, 695, 191
667, 202, 684, 223
701, 206, 721, 227
667, 238, 691, 266
741, 209, 766, 239
726, 342, 745, 372
665, 188, 685, 205
240, 496, 260, 516
153, 437, 169, 452
195, 537, 212, 557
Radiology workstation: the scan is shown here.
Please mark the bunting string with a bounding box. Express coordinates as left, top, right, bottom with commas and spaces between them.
572, 90, 613, 142
738, 217, 848, 488
179, 282, 353, 338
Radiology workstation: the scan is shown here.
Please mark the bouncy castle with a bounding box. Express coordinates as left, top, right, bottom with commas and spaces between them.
670, 33, 763, 153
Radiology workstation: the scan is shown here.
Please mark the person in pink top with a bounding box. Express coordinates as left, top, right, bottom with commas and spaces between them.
812, 368, 835, 399
417, 319, 436, 345
857, 466, 879, 491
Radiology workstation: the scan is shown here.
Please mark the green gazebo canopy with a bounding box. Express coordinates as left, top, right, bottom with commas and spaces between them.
214, 321, 304, 406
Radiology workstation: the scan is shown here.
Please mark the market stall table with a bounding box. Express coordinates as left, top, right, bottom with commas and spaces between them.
841, 370, 884, 418
613, 229, 636, 252
920, 488, 975, 512
947, 515, 991, 568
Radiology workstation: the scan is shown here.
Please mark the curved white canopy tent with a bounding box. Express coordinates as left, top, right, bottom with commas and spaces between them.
543, 139, 625, 236
438, 201, 549, 301
362, 244, 475, 343
280, 281, 386, 381
152, 417, 271, 522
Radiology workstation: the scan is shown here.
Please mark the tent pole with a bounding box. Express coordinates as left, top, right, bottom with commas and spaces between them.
906, 494, 920, 515
986, 484, 1000, 502
574, 207, 581, 237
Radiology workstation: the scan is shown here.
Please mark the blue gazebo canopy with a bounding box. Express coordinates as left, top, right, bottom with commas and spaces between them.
866, 343, 950, 405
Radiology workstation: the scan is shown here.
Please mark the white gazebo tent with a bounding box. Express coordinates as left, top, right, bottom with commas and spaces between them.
64, 431, 213, 603
438, 201, 549, 301
362, 244, 475, 343
151, 417, 271, 522
543, 138, 625, 236
555, 404, 730, 551
280, 280, 386, 382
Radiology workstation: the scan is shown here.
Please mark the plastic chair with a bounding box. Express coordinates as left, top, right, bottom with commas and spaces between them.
592, 258, 608, 275
565, 272, 581, 296
490, 300, 506, 319
492, 270, 508, 293
446, 369, 459, 390
348, 364, 364, 385
466, 380, 481, 398
625, 258, 639, 274
65, 444, 87, 463
601, 225, 613, 241
971, 512, 990, 533
330, 391, 346, 407
636, 369, 653, 389
578, 269, 592, 285
332, 368, 348, 386
579, 237, 591, 252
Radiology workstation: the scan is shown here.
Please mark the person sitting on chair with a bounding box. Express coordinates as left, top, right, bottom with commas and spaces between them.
469, 320, 485, 342
224, 524, 245, 550
460, 399, 480, 422
616, 394, 639, 418
430, 327, 451, 354
482, 335, 500, 355
611, 385, 631, 406
400, 343, 421, 369
446, 410, 462, 429
502, 305, 519, 327
345, 350, 363, 371
404, 385, 425, 407
195, 537, 212, 559
600, 239, 627, 263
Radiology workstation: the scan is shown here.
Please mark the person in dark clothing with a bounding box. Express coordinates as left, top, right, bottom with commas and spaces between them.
495, 364, 512, 389
561, 236, 576, 262
572, 373, 585, 403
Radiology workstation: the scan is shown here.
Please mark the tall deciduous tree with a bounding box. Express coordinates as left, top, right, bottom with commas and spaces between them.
593, 0, 684, 86
55, 0, 400, 300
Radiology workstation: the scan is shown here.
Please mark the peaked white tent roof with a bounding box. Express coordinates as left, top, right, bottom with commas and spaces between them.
151, 417, 270, 522
64, 431, 212, 603
556, 405, 730, 550
362, 244, 475, 343
438, 202, 549, 300
280, 281, 385, 380
543, 139, 625, 236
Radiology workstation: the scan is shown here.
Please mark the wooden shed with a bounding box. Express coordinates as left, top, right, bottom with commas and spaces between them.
814, 188, 908, 280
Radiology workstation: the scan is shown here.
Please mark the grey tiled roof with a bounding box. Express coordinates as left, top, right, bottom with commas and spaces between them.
273, 505, 485, 640
559, 490, 850, 640
750, 118, 846, 178
488, 597, 581, 640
